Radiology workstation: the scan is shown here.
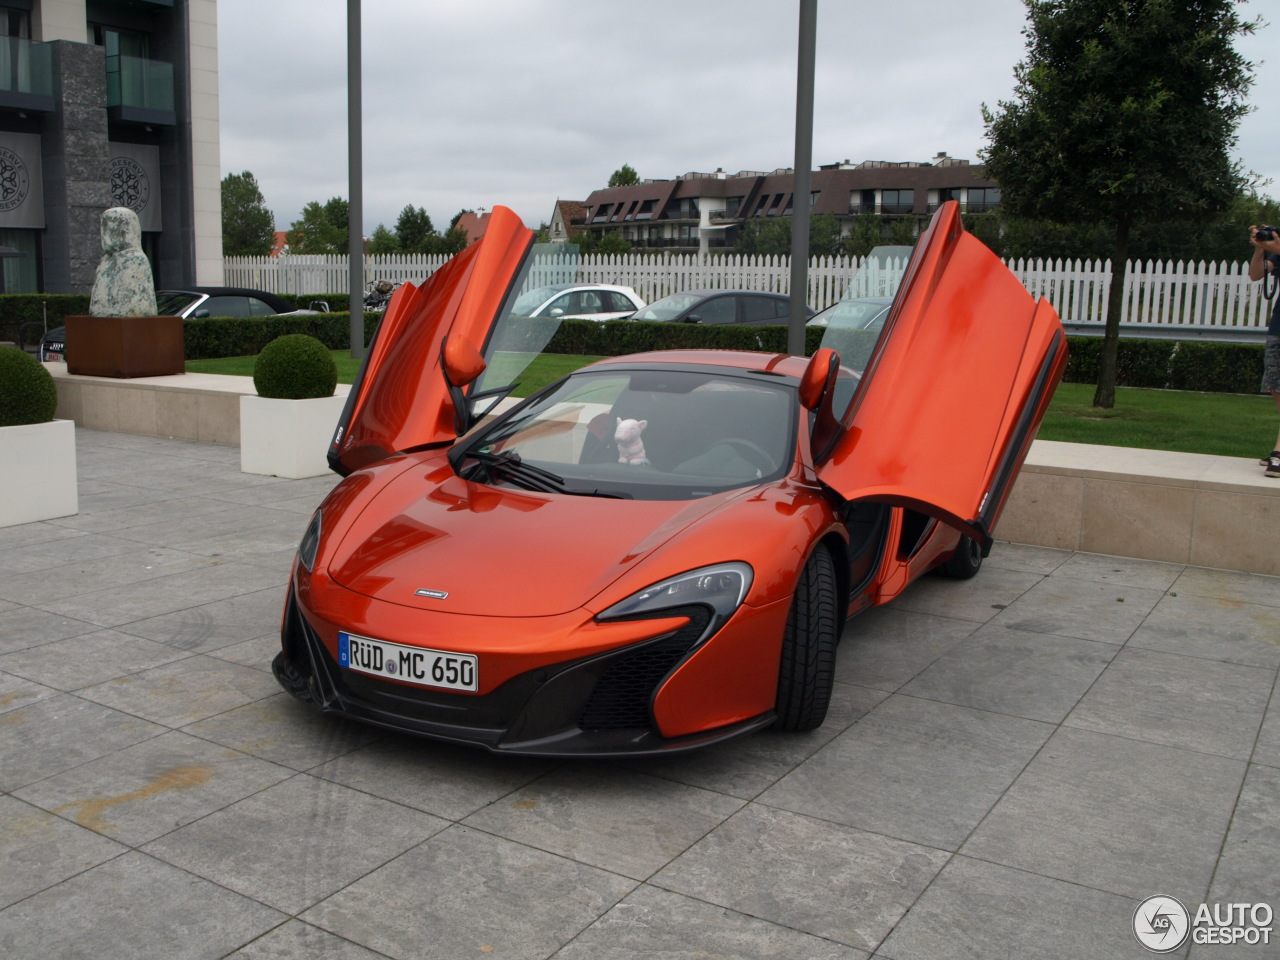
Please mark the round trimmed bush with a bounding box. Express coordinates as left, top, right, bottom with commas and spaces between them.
252, 334, 337, 400
0, 346, 58, 426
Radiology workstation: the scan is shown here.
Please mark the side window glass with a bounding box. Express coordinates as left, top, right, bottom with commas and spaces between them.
698, 296, 737, 324
741, 296, 777, 325
602, 291, 632, 312
247, 297, 276, 316
546, 294, 576, 315
200, 296, 250, 318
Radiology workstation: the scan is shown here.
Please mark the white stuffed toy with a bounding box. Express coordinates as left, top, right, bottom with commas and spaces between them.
615, 417, 649, 465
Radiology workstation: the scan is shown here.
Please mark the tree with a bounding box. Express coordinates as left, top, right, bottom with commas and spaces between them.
982, 0, 1255, 408
394, 205, 436, 253
368, 223, 399, 255
221, 171, 274, 256
608, 164, 640, 188
734, 214, 845, 257
288, 197, 348, 254
595, 231, 631, 255
439, 225, 470, 255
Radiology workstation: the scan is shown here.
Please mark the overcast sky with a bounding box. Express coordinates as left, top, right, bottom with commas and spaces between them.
216, 0, 1279, 237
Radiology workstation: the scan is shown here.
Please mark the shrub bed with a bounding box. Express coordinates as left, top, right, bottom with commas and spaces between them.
179, 311, 1267, 395
1062, 337, 1263, 394
0, 294, 91, 345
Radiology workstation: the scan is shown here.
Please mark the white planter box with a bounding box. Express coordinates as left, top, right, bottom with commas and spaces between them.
0, 419, 78, 527
240, 394, 346, 479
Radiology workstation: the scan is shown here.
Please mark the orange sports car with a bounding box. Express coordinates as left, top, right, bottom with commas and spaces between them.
273, 202, 1066, 756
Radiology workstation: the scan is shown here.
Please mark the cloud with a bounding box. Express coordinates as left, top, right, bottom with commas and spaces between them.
217, 0, 1280, 235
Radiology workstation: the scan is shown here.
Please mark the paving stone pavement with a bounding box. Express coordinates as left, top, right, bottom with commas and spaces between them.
1, 428, 1278, 960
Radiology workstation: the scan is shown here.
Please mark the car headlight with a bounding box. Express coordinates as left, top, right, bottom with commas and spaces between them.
298, 510, 321, 572
598, 562, 753, 640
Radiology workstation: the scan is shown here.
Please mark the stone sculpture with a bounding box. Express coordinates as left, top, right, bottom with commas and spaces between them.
89, 207, 157, 317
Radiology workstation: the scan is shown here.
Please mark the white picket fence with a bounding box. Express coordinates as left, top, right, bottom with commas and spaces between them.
224, 252, 1276, 334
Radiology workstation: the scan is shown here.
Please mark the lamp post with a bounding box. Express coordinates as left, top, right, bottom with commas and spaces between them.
347, 0, 366, 358
787, 0, 817, 357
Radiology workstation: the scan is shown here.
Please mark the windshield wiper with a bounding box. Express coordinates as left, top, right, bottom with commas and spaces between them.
463, 450, 633, 499
465, 450, 566, 493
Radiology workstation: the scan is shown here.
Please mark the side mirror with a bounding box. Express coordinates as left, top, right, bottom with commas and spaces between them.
192, 309, 210, 319
800, 347, 843, 465
799, 347, 837, 410
441, 336, 487, 438
685, 314, 702, 324
548, 308, 564, 318
443, 336, 486, 388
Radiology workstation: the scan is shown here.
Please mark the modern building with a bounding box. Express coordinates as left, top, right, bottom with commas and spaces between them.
571, 153, 1001, 254
0, 0, 220, 294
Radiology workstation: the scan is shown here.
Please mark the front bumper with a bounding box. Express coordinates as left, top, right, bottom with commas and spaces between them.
273, 589, 774, 757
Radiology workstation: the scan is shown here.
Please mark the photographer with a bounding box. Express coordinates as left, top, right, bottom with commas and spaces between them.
1248, 224, 1280, 478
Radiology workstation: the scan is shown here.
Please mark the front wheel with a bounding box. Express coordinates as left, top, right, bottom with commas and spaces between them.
938, 534, 983, 579
775, 543, 838, 732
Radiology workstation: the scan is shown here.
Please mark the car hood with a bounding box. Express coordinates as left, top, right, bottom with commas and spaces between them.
326, 455, 740, 617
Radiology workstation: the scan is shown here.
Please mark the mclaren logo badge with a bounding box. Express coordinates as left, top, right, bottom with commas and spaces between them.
414, 588, 449, 599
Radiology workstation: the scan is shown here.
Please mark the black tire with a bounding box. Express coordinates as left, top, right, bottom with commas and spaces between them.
938, 534, 983, 580
775, 542, 838, 731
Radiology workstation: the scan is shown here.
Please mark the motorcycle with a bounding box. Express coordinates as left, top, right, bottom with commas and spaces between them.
363, 279, 401, 312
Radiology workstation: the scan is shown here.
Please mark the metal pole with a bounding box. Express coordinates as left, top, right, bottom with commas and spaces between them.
347, 0, 366, 358
787, 0, 817, 356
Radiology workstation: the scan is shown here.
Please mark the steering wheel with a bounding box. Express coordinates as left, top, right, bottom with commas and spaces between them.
719, 437, 778, 474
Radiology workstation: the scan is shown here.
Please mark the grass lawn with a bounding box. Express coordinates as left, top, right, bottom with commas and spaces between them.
1036, 382, 1275, 459
187, 351, 1277, 460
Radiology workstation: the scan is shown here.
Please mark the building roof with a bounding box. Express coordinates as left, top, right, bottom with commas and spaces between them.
455, 210, 491, 245
580, 155, 999, 222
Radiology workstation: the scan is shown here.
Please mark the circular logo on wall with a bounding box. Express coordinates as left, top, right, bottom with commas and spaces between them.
1133, 895, 1191, 953
0, 146, 30, 212
110, 157, 150, 212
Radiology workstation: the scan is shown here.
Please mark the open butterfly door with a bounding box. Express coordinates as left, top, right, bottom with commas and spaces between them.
815, 202, 1067, 547
327, 207, 532, 475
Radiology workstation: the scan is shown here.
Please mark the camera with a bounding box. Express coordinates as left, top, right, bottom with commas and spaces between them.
1257, 225, 1278, 242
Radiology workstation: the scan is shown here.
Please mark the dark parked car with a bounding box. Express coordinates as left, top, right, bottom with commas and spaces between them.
39, 287, 325, 362
630, 289, 813, 326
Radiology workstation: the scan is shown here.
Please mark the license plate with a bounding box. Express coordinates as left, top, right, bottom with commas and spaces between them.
338, 632, 478, 692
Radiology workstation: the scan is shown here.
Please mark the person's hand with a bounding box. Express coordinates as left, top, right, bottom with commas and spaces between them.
1251, 225, 1280, 255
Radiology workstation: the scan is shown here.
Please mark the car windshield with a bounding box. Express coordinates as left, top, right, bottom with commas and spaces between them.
818, 246, 913, 372
511, 284, 571, 316
458, 367, 796, 501
631, 294, 700, 322
156, 292, 201, 315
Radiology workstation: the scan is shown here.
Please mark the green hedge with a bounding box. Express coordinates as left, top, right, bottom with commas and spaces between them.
184, 311, 382, 360
183, 312, 1267, 395
1061, 336, 1263, 394
0, 294, 91, 345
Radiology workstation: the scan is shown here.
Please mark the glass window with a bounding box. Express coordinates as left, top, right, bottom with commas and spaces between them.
600, 291, 635, 312
881, 189, 914, 213
460, 368, 797, 500
199, 296, 251, 318
695, 297, 736, 324
741, 296, 780, 325
632, 294, 702, 322
248, 297, 279, 316
0, 227, 37, 293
